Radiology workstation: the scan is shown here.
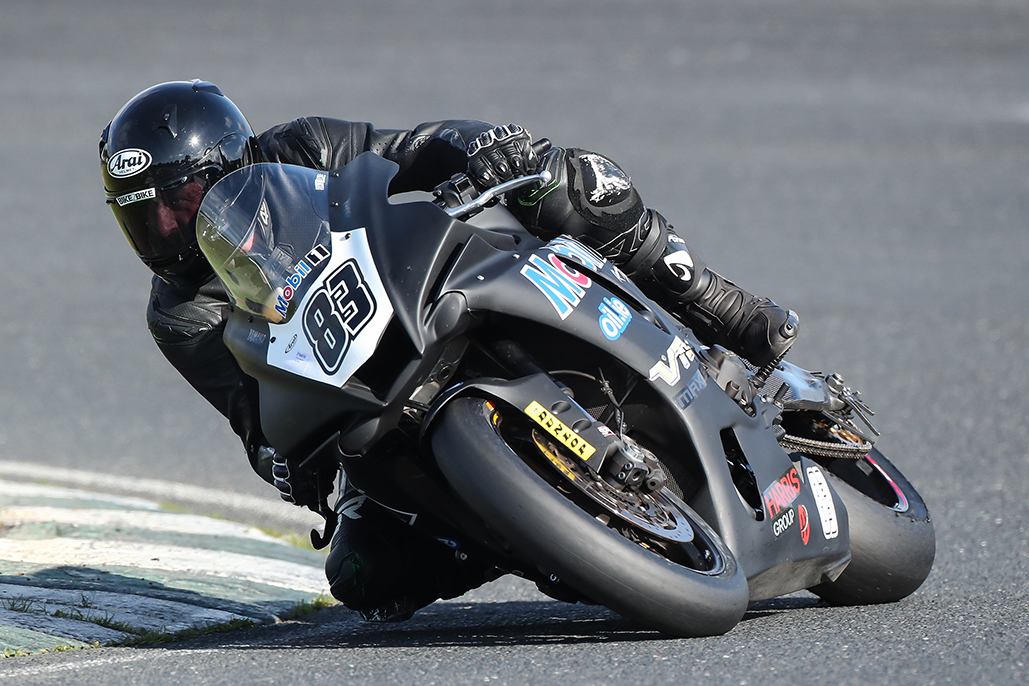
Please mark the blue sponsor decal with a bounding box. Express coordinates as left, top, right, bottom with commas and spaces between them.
521, 237, 609, 319
521, 253, 592, 319
598, 296, 632, 340
547, 236, 606, 271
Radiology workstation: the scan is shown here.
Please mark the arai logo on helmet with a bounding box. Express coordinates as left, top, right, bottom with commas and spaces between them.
107, 148, 153, 178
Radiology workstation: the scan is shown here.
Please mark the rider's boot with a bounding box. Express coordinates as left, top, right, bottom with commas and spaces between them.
639, 211, 799, 368
507, 147, 798, 367
324, 477, 500, 622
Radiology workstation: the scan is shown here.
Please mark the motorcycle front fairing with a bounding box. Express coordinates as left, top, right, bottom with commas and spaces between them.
197, 162, 404, 459
197, 156, 533, 455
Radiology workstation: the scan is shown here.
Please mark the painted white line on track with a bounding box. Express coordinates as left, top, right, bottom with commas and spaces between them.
0, 507, 292, 543
0, 460, 322, 528
0, 539, 330, 595
0, 649, 222, 680
2, 482, 163, 511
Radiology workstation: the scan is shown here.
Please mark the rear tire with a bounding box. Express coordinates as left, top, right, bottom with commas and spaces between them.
431, 397, 749, 637
810, 449, 935, 604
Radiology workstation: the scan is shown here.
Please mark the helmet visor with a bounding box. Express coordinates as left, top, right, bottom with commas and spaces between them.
107, 167, 219, 268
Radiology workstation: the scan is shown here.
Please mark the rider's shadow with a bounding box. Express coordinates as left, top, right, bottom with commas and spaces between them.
241, 594, 827, 649
268, 600, 664, 649
740, 594, 826, 622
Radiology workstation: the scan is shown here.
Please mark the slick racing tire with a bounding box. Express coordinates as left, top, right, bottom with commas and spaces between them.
809, 448, 935, 605
431, 397, 749, 638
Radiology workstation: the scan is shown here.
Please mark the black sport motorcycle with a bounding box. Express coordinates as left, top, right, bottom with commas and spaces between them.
195, 148, 935, 637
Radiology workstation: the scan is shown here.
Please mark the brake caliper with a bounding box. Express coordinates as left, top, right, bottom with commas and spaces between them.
601, 435, 667, 494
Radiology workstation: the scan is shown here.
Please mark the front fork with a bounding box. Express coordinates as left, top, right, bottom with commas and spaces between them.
424, 371, 670, 502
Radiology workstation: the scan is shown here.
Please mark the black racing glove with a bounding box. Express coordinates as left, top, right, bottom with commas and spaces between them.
268, 447, 338, 509
467, 124, 539, 190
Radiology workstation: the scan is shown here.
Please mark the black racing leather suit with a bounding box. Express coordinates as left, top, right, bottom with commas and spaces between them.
146, 117, 501, 483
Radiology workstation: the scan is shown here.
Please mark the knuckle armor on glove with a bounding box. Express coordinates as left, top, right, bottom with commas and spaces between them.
467, 124, 537, 189
269, 449, 297, 503
270, 448, 340, 508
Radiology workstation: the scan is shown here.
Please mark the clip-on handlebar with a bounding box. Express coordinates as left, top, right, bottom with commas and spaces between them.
433, 139, 553, 220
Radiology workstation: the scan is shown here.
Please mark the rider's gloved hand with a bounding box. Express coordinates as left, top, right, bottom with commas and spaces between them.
268, 447, 336, 509
467, 124, 538, 190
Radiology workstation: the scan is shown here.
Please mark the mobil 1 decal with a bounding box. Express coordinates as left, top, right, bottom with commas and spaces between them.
763, 466, 802, 539
272, 243, 331, 320
265, 229, 393, 387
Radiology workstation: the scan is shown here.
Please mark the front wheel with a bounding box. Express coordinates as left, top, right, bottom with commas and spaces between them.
431, 397, 749, 637
809, 448, 935, 604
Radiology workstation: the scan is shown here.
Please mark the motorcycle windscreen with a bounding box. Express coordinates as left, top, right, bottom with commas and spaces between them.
196, 163, 332, 323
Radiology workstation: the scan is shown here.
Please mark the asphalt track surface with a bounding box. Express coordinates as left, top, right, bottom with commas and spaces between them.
2, 0, 1028, 683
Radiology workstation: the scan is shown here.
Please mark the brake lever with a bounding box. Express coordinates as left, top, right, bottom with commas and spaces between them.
443, 169, 553, 219
435, 138, 554, 220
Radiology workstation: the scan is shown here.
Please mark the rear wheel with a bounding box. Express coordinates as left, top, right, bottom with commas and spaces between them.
431, 397, 749, 637
808, 448, 935, 604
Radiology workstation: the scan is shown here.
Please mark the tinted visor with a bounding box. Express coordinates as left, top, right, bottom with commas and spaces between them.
107, 167, 219, 268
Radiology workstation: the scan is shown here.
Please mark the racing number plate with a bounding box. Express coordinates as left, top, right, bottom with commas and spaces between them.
524, 401, 596, 460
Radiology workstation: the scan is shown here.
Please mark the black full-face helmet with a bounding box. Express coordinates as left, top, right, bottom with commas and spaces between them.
100, 80, 254, 281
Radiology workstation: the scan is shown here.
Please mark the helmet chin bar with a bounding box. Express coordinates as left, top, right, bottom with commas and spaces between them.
143, 243, 213, 283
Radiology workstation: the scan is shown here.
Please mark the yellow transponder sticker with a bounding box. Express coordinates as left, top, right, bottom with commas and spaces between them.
524, 401, 596, 460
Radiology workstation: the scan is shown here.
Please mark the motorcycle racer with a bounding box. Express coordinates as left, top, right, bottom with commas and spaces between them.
100, 79, 798, 620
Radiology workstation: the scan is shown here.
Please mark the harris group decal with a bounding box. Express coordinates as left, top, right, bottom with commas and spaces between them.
763, 467, 802, 518
763, 466, 803, 539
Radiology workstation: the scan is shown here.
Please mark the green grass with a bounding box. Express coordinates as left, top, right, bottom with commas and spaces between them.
282, 594, 337, 619
109, 617, 258, 647
1, 597, 40, 614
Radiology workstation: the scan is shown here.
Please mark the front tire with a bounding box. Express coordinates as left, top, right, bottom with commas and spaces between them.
431, 397, 749, 637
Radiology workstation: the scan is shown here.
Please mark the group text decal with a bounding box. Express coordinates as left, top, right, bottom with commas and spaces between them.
763, 466, 803, 538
